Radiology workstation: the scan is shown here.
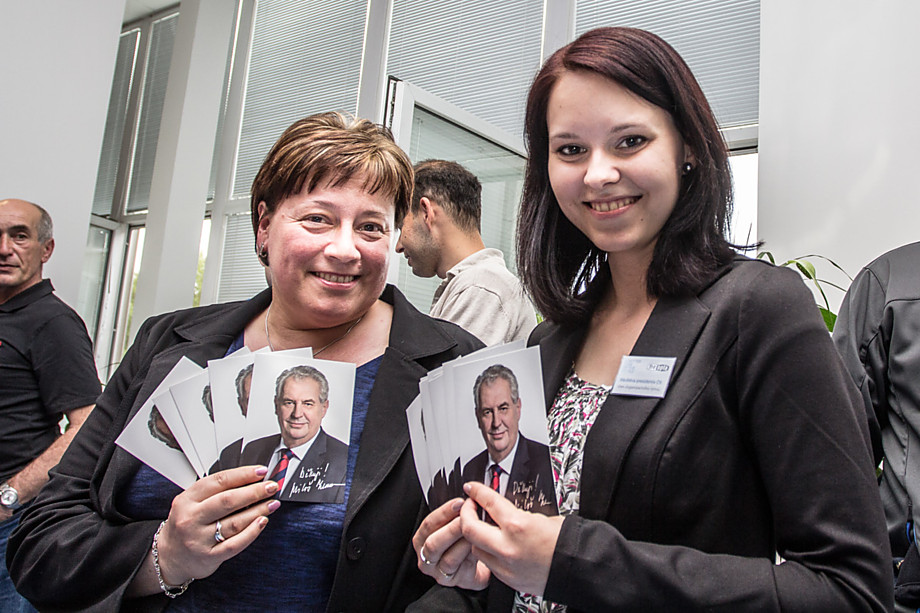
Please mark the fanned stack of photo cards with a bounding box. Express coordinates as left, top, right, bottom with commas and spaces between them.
407, 342, 558, 517
116, 347, 355, 503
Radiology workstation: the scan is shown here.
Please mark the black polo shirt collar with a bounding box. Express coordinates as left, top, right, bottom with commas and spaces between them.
0, 278, 54, 312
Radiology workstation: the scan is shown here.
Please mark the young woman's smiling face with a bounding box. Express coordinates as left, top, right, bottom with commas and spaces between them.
546, 70, 691, 266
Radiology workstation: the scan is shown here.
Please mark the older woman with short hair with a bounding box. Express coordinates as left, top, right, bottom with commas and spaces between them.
8, 112, 482, 612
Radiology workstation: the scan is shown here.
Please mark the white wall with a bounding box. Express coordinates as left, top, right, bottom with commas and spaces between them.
0, 0, 126, 306
759, 1, 920, 310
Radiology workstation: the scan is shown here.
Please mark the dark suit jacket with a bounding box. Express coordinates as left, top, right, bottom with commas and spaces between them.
460, 434, 556, 516
211, 437, 242, 474
485, 257, 892, 612
7, 285, 483, 612
241, 429, 348, 503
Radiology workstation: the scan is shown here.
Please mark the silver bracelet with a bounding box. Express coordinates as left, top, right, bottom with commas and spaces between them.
152, 520, 193, 598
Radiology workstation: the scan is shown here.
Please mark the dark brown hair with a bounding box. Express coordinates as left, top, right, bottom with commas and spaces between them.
517, 27, 736, 324
411, 159, 482, 233
250, 111, 413, 259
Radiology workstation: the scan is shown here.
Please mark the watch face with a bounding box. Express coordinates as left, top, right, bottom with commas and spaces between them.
1, 488, 17, 506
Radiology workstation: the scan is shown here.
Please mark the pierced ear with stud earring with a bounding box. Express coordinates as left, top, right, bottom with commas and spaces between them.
682, 162, 693, 176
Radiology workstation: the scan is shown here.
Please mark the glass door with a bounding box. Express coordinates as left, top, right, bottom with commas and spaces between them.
385, 79, 527, 312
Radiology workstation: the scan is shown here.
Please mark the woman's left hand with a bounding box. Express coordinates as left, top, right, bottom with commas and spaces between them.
413, 498, 491, 590
459, 482, 564, 596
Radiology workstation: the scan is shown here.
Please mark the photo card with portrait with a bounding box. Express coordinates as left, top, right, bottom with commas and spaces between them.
405, 394, 432, 504
407, 343, 557, 516
115, 357, 202, 489
450, 345, 556, 516
151, 384, 205, 476
241, 351, 354, 503
441, 341, 528, 497
169, 370, 219, 476
207, 347, 280, 473
418, 368, 451, 507
417, 341, 527, 507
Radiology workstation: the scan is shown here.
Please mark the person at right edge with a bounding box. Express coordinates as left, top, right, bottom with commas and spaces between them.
411, 27, 893, 611
833, 241, 920, 610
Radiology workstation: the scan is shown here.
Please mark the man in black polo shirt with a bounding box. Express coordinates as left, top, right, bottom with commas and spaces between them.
0, 198, 101, 610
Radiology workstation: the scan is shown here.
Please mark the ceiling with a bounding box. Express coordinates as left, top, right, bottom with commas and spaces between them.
123, 0, 178, 25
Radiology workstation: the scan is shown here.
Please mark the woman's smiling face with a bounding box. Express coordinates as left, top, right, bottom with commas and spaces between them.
546, 69, 690, 266
258, 176, 394, 330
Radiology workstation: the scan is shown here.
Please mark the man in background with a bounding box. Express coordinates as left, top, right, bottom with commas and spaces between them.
0, 198, 100, 610
395, 159, 536, 345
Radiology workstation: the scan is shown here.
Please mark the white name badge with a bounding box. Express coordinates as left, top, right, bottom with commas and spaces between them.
611, 356, 677, 398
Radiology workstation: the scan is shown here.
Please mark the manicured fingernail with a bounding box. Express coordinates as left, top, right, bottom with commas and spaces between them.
267, 500, 281, 512
266, 481, 279, 494
451, 499, 463, 512
258, 516, 269, 528
463, 483, 472, 494
255, 466, 268, 477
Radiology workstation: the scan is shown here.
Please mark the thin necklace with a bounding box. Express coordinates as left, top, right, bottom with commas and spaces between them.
264, 302, 364, 356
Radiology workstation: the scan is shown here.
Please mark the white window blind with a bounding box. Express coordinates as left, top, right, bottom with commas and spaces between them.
92, 29, 140, 217
217, 213, 268, 302
387, 0, 544, 137
576, 0, 760, 129
126, 13, 179, 214
232, 0, 368, 199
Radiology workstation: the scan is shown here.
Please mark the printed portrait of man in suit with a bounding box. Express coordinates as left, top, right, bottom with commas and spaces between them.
147, 405, 181, 451
240, 365, 348, 503
212, 364, 253, 473
461, 364, 556, 515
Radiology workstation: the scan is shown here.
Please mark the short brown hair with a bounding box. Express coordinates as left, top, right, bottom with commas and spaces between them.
250, 112, 413, 250
411, 159, 481, 233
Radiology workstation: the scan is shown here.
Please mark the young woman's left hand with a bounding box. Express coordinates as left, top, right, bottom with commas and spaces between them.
459, 482, 564, 596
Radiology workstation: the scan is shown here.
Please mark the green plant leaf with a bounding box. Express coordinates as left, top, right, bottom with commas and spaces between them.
819, 307, 836, 332
793, 259, 817, 280
756, 250, 849, 328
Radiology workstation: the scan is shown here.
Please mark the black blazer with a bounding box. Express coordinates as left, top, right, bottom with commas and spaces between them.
7, 285, 483, 612
460, 434, 556, 516
240, 429, 348, 503
486, 257, 892, 612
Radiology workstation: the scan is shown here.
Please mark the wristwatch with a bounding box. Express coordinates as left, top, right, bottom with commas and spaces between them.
0, 482, 21, 511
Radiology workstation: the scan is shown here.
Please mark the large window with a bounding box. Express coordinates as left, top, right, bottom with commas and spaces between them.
92, 28, 140, 217
84, 9, 181, 374
92, 11, 179, 219
125, 13, 179, 214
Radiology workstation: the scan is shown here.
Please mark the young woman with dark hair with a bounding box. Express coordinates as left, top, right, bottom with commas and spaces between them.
413, 27, 892, 612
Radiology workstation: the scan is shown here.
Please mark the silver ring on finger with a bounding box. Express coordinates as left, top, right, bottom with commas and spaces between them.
214, 519, 226, 544
420, 544, 433, 565
437, 565, 455, 580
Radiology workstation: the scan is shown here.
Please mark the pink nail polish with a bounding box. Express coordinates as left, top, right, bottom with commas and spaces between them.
267, 500, 281, 512
255, 466, 268, 477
